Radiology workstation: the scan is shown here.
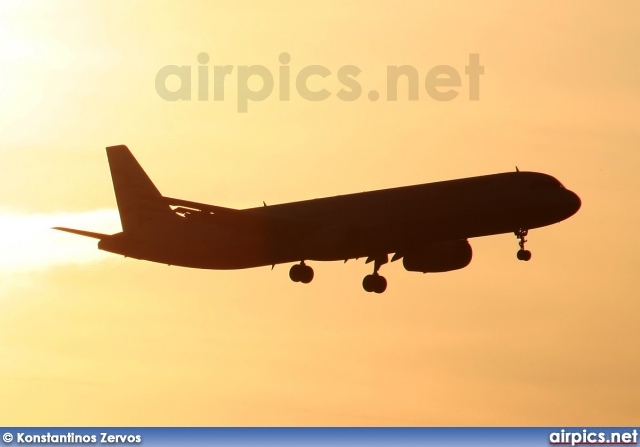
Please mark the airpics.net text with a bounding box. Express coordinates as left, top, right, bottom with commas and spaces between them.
155, 53, 483, 112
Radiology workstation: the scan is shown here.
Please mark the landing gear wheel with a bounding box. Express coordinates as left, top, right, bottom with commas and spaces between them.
362, 255, 389, 293
514, 229, 532, 261
300, 265, 314, 284
289, 262, 314, 283
373, 275, 387, 294
362, 274, 387, 294
363, 274, 375, 292
516, 249, 532, 261
289, 264, 302, 282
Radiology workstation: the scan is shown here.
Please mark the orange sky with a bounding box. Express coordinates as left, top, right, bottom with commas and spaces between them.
1, 0, 639, 425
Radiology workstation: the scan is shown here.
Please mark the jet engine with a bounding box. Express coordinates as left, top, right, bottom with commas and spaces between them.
402, 240, 472, 273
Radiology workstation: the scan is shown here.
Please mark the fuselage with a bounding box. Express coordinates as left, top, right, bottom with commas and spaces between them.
98, 171, 581, 270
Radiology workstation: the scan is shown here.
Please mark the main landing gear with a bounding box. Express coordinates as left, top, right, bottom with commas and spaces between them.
515, 228, 532, 261
362, 255, 388, 294
289, 261, 314, 284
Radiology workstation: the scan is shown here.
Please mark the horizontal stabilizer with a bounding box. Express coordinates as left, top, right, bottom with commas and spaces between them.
53, 227, 110, 239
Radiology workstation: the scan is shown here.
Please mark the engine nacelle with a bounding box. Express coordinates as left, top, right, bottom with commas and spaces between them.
402, 240, 472, 273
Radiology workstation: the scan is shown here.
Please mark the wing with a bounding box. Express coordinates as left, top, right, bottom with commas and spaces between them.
162, 196, 318, 234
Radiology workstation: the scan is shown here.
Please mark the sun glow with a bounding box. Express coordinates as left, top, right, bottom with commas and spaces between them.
0, 209, 120, 272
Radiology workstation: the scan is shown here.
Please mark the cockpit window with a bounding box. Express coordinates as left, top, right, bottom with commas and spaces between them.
530, 178, 564, 189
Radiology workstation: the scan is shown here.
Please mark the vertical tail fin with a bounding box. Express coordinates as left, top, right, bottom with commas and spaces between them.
106, 145, 173, 233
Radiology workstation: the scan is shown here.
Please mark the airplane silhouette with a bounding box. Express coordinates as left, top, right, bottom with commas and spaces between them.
55, 145, 581, 293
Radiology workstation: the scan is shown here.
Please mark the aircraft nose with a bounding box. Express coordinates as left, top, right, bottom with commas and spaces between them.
565, 190, 582, 216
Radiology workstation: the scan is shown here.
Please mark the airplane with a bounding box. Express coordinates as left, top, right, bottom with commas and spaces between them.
54, 145, 581, 294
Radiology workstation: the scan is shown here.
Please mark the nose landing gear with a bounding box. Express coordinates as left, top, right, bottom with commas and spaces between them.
289, 261, 314, 284
515, 229, 532, 261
